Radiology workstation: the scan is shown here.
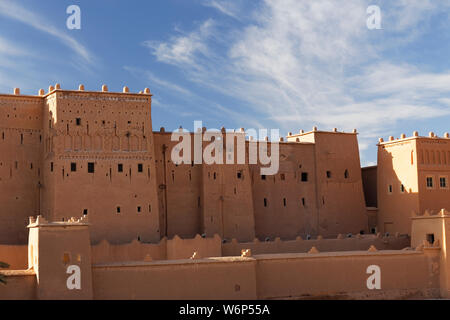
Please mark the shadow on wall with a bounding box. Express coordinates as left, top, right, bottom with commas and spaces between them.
377, 147, 420, 235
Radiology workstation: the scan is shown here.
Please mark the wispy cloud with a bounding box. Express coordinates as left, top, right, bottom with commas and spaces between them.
143, 19, 214, 69
0, 0, 93, 64
142, 0, 450, 165
124, 66, 192, 96
202, 0, 241, 20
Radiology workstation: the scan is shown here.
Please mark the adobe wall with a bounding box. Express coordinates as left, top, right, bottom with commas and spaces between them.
40, 90, 161, 243
92, 257, 257, 300
377, 138, 420, 234
0, 244, 28, 269
416, 138, 450, 214
222, 234, 410, 256
0, 270, 36, 300
0, 95, 43, 244
290, 130, 368, 237
250, 142, 319, 239
91, 239, 167, 264
200, 131, 255, 241
90, 248, 439, 300
91, 234, 222, 264
255, 249, 440, 299
153, 131, 203, 239
362, 166, 377, 207
166, 234, 222, 260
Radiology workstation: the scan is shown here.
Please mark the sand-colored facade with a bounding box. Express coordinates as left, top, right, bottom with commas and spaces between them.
376, 133, 450, 235
2, 85, 450, 299
0, 85, 369, 245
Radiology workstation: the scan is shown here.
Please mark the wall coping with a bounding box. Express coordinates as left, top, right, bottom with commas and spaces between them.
92, 256, 254, 269
0, 269, 35, 277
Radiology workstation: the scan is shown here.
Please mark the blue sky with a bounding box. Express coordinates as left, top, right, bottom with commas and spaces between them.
1, 0, 450, 165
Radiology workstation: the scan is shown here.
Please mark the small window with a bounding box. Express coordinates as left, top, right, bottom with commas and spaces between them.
264, 198, 268, 207
237, 171, 242, 179
76, 118, 81, 126
427, 233, 435, 245
302, 198, 306, 206
344, 169, 349, 179
400, 184, 405, 193
138, 163, 143, 172
116, 206, 121, 214
71, 162, 77, 172
137, 206, 141, 213
301, 172, 308, 182
388, 184, 393, 194
280, 173, 285, 181
426, 177, 434, 189
283, 198, 287, 207
50, 162, 54, 172
261, 175, 266, 180
118, 163, 123, 172
326, 171, 331, 178
83, 209, 88, 215
88, 162, 95, 173
440, 177, 448, 189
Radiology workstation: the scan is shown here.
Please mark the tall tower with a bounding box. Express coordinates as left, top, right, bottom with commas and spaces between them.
40, 85, 161, 243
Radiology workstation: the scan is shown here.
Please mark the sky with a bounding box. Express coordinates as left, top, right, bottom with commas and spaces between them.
1, 0, 450, 165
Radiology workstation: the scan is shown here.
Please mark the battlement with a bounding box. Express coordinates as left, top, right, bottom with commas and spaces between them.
287, 126, 358, 138
378, 131, 450, 145
0, 84, 152, 99
412, 208, 450, 219
27, 215, 90, 228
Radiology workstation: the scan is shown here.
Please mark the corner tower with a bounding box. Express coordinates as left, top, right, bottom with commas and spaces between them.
40, 85, 161, 243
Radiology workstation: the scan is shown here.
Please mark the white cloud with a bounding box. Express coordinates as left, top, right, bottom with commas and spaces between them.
0, 0, 93, 64
143, 19, 214, 68
144, 0, 450, 148
202, 0, 241, 20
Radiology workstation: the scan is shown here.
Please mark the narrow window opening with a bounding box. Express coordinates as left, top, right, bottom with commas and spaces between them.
237, 171, 242, 179
116, 207, 121, 214
301, 172, 308, 182
426, 177, 434, 188
280, 173, 285, 181
283, 198, 287, 207
137, 206, 141, 213
50, 162, 54, 172
83, 209, 88, 216
344, 169, 349, 179
264, 198, 268, 207
88, 162, 95, 173
20, 133, 23, 144
138, 163, 143, 172
427, 234, 435, 244
76, 118, 81, 126
71, 162, 77, 172
118, 163, 123, 172
302, 198, 306, 206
